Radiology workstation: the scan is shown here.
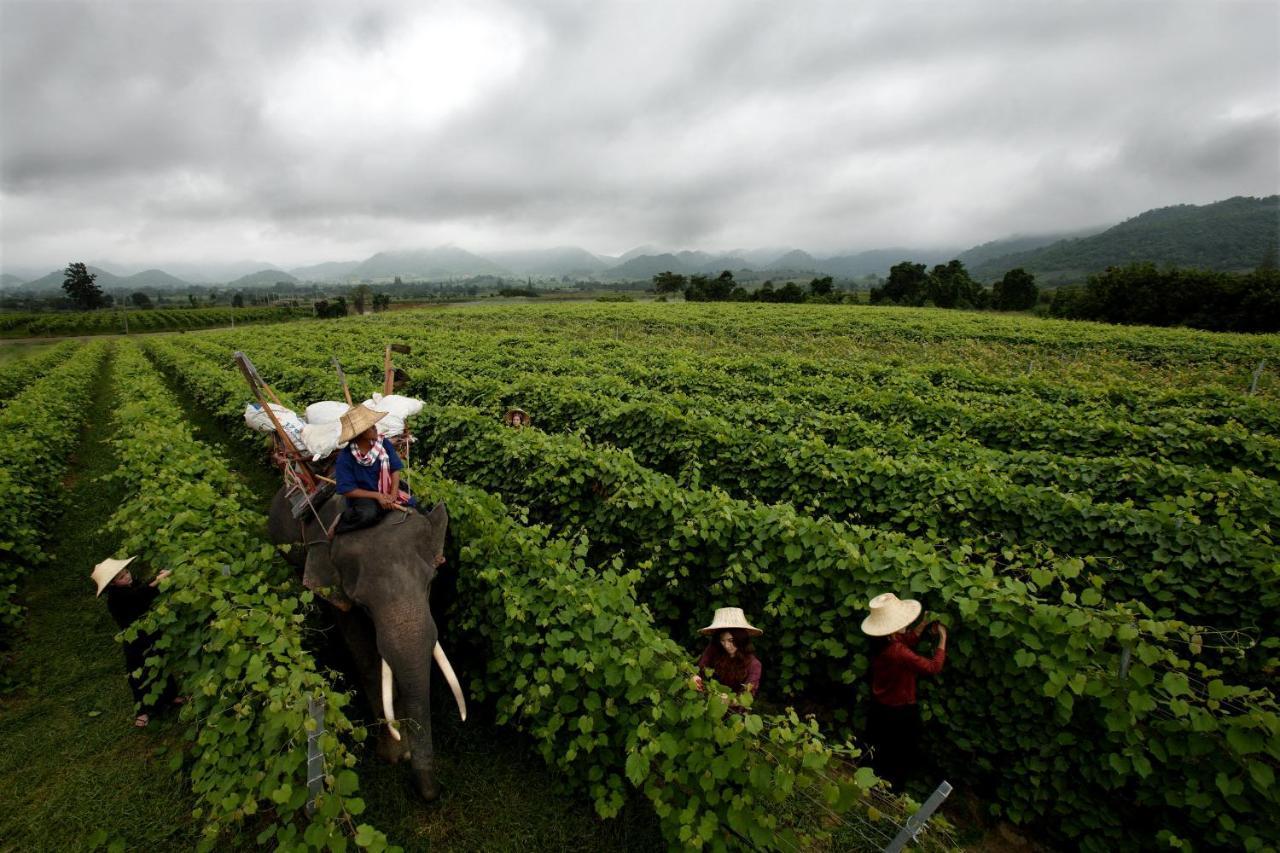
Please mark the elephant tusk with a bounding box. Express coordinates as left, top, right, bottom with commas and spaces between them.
433, 642, 468, 722
381, 658, 401, 741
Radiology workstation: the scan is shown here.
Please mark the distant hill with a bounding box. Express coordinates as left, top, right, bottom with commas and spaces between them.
15, 265, 126, 292
969, 196, 1280, 281
767, 250, 820, 272
289, 260, 362, 282
0, 273, 26, 288
818, 248, 957, 278
607, 253, 695, 279
117, 269, 191, 289
351, 247, 510, 280
228, 269, 299, 288
486, 247, 609, 277
956, 230, 1101, 270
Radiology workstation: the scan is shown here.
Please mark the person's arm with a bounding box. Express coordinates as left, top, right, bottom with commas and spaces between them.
148, 569, 172, 588
336, 451, 395, 509
886, 629, 946, 675
744, 657, 762, 695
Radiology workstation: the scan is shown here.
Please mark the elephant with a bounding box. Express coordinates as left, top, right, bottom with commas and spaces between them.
267, 488, 466, 802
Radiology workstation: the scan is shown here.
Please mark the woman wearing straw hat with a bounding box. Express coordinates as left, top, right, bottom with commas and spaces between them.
861, 593, 947, 790
692, 607, 763, 703
92, 556, 175, 727
334, 406, 415, 534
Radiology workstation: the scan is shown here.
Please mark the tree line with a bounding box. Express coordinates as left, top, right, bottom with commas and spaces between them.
652, 262, 1039, 311
1047, 262, 1280, 333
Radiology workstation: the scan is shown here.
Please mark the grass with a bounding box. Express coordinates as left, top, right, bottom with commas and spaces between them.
147, 348, 666, 851
0, 347, 201, 851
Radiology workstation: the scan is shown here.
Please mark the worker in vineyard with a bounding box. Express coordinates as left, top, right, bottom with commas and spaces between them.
692, 607, 763, 707
504, 408, 530, 429
334, 406, 415, 533
92, 555, 179, 728
860, 593, 947, 790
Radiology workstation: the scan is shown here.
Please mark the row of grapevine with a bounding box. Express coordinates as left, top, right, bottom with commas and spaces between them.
187, 332, 1277, 637
0, 341, 107, 644
3, 306, 311, 337
366, 303, 1279, 409
135, 340, 927, 852
103, 344, 385, 852
0, 341, 82, 403
186, 329, 1276, 513
146, 337, 1280, 850
211, 318, 1280, 476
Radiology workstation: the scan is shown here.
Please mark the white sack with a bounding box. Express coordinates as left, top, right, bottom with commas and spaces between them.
365, 393, 424, 420
244, 402, 306, 447
305, 400, 350, 424
301, 421, 343, 461
361, 394, 422, 438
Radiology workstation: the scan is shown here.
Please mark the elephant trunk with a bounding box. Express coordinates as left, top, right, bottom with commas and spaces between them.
375, 604, 439, 802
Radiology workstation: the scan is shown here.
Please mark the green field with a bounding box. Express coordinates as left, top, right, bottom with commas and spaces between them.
1, 302, 1277, 851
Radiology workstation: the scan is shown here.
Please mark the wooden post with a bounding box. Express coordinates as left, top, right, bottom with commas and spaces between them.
383, 345, 393, 396
233, 351, 315, 491
333, 357, 353, 406
1249, 360, 1267, 396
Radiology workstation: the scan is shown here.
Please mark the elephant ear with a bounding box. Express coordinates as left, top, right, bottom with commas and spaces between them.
420, 501, 449, 562
303, 543, 354, 612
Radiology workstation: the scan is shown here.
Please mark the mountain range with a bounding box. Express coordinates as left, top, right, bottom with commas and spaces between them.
3, 196, 1275, 291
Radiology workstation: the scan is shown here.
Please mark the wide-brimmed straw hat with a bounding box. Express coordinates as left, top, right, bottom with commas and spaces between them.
338, 407, 388, 444
92, 555, 136, 597
700, 607, 763, 637
503, 408, 531, 428
860, 593, 922, 636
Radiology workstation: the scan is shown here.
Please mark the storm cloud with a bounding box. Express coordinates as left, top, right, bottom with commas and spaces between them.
2, 0, 1277, 269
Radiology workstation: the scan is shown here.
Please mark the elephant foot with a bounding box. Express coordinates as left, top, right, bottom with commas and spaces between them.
414, 776, 441, 803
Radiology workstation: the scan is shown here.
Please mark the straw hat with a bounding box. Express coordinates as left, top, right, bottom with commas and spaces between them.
503, 408, 531, 428
338, 407, 388, 444
92, 555, 136, 597
860, 593, 922, 636
700, 607, 763, 637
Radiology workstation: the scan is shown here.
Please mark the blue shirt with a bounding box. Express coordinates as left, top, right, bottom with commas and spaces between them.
335, 438, 404, 496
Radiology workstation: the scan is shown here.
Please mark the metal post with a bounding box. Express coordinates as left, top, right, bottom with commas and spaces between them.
1249, 360, 1267, 396
1117, 644, 1132, 678
305, 697, 326, 816
883, 780, 952, 853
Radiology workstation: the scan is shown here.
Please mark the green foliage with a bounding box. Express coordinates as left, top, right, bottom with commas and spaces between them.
101, 345, 385, 852
0, 306, 311, 337
148, 318, 1280, 851
992, 268, 1038, 311
1049, 263, 1280, 332
0, 341, 108, 643
142, 339, 896, 851
971, 195, 1280, 279
0, 341, 82, 403
62, 262, 106, 310
651, 271, 687, 294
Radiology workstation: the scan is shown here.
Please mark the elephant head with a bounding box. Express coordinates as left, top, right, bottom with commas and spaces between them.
268, 489, 465, 802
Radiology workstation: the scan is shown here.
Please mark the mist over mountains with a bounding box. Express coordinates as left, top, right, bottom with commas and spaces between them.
3, 196, 1275, 291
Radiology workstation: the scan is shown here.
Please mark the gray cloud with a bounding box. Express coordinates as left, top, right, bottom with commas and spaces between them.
2, 0, 1277, 268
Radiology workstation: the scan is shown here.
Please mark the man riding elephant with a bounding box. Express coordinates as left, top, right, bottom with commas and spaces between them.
333, 406, 414, 534
267, 443, 465, 802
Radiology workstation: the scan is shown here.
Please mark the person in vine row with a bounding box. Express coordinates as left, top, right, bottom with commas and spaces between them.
92, 555, 179, 728
861, 592, 947, 790
334, 406, 415, 533
692, 607, 763, 708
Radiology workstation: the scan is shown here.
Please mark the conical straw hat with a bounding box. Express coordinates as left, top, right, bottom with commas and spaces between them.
700, 607, 763, 636
92, 555, 136, 597
860, 593, 922, 636
339, 407, 388, 444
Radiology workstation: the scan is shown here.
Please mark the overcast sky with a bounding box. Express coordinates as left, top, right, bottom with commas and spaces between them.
1, 0, 1277, 270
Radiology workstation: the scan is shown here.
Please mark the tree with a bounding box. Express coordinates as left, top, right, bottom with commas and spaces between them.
62, 262, 105, 310
652, 271, 688, 294
925, 260, 984, 308
809, 276, 834, 297
353, 283, 371, 315
232, 293, 244, 308
872, 262, 928, 305
129, 291, 153, 309
992, 268, 1038, 311
372, 293, 392, 312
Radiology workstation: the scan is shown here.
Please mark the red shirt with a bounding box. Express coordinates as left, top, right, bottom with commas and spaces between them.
870, 630, 945, 707
697, 648, 762, 695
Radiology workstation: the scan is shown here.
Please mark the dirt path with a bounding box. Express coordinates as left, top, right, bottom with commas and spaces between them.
0, 347, 199, 851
